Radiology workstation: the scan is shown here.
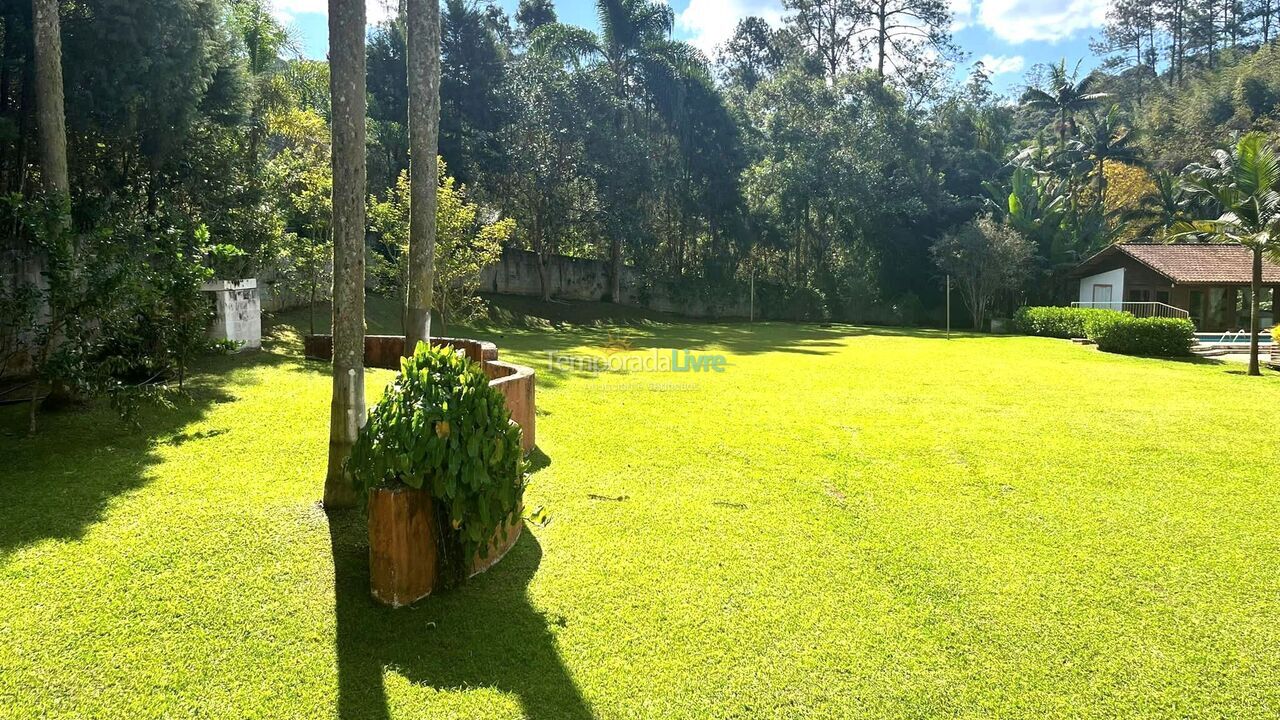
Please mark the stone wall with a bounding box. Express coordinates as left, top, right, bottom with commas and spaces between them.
479, 247, 754, 318
480, 248, 620, 302
260, 247, 769, 319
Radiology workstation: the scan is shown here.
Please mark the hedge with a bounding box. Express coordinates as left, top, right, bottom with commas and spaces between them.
1083, 315, 1196, 357
1012, 306, 1128, 339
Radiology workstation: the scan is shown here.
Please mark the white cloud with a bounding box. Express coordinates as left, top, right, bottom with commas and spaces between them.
676, 0, 785, 56
979, 53, 1024, 75
270, 0, 395, 25
673, 0, 1106, 58
950, 0, 974, 32
975, 0, 1109, 44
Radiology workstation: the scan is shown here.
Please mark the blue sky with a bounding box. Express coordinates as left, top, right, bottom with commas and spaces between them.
274, 0, 1107, 94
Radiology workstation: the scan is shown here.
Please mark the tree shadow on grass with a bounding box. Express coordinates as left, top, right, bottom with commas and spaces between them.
269, 294, 973, 365
0, 349, 294, 559
328, 510, 593, 720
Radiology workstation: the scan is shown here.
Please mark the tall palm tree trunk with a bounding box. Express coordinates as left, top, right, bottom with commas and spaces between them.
33, 0, 67, 197
29, 0, 69, 432
404, 0, 440, 353
325, 0, 367, 508
1250, 245, 1262, 376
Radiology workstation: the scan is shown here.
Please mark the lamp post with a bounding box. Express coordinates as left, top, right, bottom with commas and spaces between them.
946, 274, 951, 339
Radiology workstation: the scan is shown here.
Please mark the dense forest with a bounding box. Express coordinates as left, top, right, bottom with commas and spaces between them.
7, 0, 1280, 409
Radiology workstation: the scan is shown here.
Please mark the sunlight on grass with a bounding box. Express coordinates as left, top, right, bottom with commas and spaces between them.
3, 312, 1280, 718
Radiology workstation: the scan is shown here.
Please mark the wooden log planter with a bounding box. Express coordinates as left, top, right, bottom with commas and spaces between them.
308, 334, 534, 606
368, 480, 524, 607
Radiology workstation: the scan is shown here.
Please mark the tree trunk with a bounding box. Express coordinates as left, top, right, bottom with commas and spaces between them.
532, 214, 551, 302
28, 0, 69, 423
309, 268, 317, 337
30, 0, 67, 297
325, 0, 368, 509
609, 235, 622, 303
1249, 245, 1262, 376
876, 4, 887, 78
33, 0, 67, 197
404, 0, 441, 356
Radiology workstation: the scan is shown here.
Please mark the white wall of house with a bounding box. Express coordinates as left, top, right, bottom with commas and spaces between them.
1078, 269, 1125, 310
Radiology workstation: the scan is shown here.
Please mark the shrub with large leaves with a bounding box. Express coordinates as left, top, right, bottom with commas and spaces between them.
347, 343, 524, 588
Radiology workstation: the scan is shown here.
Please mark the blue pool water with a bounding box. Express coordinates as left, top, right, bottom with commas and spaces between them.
1195, 332, 1274, 344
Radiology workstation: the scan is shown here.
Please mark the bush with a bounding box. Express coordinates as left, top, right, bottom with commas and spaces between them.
1013, 306, 1128, 338
1084, 315, 1196, 357
347, 343, 525, 588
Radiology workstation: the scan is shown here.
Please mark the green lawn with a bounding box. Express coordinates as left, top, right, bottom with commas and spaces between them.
4, 301, 1280, 719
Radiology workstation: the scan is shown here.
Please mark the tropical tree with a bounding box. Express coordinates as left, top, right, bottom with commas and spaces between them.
325, 0, 367, 508
1074, 105, 1142, 204
29, 0, 67, 301
405, 0, 441, 353
1120, 171, 1191, 240
530, 0, 704, 302
1175, 132, 1280, 376
229, 0, 291, 163
265, 108, 332, 334
497, 53, 597, 301
1020, 61, 1109, 148
367, 162, 513, 334
32, 0, 66, 199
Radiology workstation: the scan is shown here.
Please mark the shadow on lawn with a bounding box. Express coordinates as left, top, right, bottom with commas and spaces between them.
270, 294, 964, 365
328, 510, 593, 720
0, 349, 294, 559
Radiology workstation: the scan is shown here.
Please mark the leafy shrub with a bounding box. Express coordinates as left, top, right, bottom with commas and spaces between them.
367, 160, 512, 334
347, 343, 524, 588
1013, 306, 1128, 338
2, 193, 226, 430
1084, 315, 1196, 357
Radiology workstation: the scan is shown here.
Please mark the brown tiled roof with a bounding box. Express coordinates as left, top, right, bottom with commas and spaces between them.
1114, 243, 1280, 284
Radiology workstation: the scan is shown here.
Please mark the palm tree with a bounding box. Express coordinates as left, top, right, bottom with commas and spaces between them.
1175, 132, 1280, 376
1074, 106, 1142, 205
325, 0, 368, 507
1019, 60, 1109, 148
530, 0, 702, 302
405, 0, 440, 352
1121, 171, 1191, 240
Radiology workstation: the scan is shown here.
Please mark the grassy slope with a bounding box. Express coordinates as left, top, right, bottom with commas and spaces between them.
2, 300, 1280, 719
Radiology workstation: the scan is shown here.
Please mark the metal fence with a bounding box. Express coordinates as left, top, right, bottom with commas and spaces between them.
1070, 301, 1191, 319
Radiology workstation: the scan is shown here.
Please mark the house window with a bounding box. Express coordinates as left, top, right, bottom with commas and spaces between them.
1128, 288, 1152, 302
1092, 284, 1113, 304
1156, 290, 1170, 304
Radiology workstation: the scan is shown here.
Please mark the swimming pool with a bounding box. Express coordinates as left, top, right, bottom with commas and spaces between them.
1195, 331, 1274, 345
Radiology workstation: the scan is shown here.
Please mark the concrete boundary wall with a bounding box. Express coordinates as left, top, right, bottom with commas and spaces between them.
479, 247, 753, 318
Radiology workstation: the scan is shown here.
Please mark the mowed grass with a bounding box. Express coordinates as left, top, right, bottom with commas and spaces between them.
3, 302, 1280, 719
